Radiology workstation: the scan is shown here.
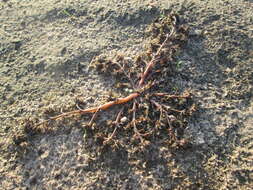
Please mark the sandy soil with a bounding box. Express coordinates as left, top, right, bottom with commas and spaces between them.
0, 0, 252, 189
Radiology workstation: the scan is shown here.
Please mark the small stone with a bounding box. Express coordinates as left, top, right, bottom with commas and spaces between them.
120, 116, 128, 124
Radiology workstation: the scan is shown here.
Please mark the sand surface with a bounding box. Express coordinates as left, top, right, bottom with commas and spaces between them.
0, 0, 252, 189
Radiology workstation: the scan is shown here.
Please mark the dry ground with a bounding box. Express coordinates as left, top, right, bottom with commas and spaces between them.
0, 0, 252, 189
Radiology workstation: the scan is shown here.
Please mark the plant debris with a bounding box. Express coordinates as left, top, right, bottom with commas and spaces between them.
18, 13, 195, 150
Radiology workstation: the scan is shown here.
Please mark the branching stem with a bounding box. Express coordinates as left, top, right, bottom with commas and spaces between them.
138, 27, 175, 87
103, 107, 124, 144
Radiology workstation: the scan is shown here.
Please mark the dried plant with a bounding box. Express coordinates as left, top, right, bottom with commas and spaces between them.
20, 13, 195, 150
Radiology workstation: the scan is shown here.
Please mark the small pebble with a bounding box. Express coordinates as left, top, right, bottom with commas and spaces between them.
120, 116, 128, 123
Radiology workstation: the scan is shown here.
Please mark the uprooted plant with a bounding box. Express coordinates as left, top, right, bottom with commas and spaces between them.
16, 13, 195, 150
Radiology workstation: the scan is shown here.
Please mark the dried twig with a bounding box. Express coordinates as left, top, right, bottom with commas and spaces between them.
152, 91, 191, 99
88, 107, 100, 127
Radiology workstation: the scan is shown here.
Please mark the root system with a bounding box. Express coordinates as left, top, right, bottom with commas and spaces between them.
18, 13, 195, 150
